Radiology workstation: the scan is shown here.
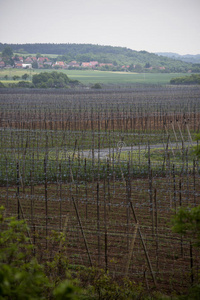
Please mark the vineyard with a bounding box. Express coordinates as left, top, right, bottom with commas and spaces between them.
1, 86, 200, 294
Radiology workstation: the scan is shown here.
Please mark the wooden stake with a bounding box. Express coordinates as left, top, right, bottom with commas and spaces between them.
17, 162, 20, 220
129, 201, 157, 287
154, 188, 159, 272
97, 182, 100, 266
44, 158, 48, 249
104, 174, 108, 272
124, 223, 139, 276
190, 241, 194, 285
72, 196, 93, 267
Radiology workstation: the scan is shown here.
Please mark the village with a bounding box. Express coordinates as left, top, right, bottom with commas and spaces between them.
0, 54, 166, 72
0, 55, 114, 69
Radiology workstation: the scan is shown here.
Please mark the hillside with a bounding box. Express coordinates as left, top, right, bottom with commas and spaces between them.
156, 52, 200, 64
0, 43, 194, 72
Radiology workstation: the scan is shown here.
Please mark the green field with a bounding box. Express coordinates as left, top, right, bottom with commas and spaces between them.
0, 68, 192, 86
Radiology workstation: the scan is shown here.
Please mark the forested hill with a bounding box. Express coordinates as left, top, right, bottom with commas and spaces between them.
156, 52, 200, 64
0, 43, 195, 72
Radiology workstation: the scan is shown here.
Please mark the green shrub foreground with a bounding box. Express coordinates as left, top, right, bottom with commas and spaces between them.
0, 205, 200, 299
0, 206, 145, 299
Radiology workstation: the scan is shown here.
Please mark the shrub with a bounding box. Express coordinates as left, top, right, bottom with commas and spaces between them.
32, 71, 69, 88
17, 81, 34, 88
0, 206, 82, 299
91, 83, 102, 89
0, 81, 5, 88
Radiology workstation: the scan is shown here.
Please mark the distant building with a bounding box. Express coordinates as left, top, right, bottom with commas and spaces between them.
99, 63, 113, 67
22, 63, 32, 69
5, 65, 13, 69
38, 63, 44, 68
15, 62, 23, 68
44, 61, 52, 67
69, 60, 77, 65
81, 62, 91, 68
67, 61, 80, 67
89, 61, 98, 67
121, 65, 130, 69
82, 61, 99, 68
25, 57, 33, 63
52, 61, 66, 68
0, 61, 5, 68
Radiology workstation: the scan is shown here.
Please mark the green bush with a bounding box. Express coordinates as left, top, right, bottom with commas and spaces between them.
32, 71, 69, 88
91, 83, 102, 89
0, 82, 5, 88
0, 206, 50, 299
170, 74, 200, 85
0, 206, 82, 300
171, 205, 200, 299
17, 81, 34, 88
172, 205, 200, 247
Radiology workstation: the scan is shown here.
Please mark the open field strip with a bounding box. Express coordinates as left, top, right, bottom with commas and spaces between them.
0, 68, 193, 85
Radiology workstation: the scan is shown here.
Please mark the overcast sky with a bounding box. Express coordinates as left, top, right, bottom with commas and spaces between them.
0, 0, 199, 55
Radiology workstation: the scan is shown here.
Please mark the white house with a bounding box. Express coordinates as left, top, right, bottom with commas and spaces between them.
22, 63, 32, 69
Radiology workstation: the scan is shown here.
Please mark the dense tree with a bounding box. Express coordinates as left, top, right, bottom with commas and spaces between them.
135, 64, 142, 72
144, 62, 151, 68
21, 73, 29, 80
17, 81, 34, 88
128, 63, 135, 71
12, 75, 20, 81
36, 53, 42, 58
32, 71, 70, 88
1, 46, 14, 66
13, 54, 20, 61
2, 46, 13, 58
32, 61, 38, 68
191, 64, 200, 73
170, 74, 200, 85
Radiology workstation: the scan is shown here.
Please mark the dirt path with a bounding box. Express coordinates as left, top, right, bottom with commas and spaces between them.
80, 142, 195, 160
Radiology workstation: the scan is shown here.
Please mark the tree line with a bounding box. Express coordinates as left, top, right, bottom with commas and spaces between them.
170, 74, 200, 85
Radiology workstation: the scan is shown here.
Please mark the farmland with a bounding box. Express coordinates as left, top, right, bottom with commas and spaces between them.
1, 85, 200, 295
0, 68, 193, 86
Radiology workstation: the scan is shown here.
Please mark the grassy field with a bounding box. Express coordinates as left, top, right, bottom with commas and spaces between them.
0, 68, 192, 86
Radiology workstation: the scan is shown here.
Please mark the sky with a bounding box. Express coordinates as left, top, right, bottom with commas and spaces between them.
0, 0, 200, 55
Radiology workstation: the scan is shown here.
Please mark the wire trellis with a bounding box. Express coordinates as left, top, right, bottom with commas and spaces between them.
0, 86, 200, 292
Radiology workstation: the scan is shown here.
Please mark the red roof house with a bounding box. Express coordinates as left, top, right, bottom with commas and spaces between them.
15, 62, 23, 68
53, 61, 66, 68
38, 57, 49, 63
0, 61, 5, 68
82, 62, 91, 68
82, 61, 99, 68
